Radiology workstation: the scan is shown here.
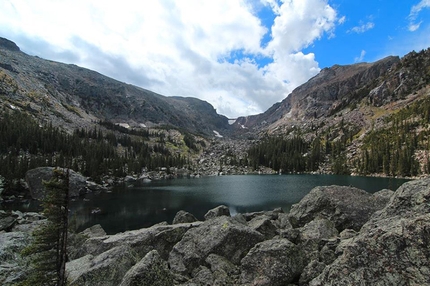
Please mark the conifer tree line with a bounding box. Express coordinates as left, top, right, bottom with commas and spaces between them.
0, 110, 189, 191
355, 97, 430, 177
248, 96, 430, 177
247, 133, 349, 175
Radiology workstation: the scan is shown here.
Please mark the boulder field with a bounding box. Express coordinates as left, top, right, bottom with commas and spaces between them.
1, 177, 429, 285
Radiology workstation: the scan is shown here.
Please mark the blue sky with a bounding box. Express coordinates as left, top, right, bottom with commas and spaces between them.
0, 0, 429, 118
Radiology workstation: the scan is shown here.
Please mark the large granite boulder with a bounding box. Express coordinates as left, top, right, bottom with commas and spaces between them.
67, 245, 139, 286
240, 238, 306, 285
0, 231, 30, 285
168, 216, 264, 275
72, 222, 201, 260
310, 178, 430, 285
204, 205, 230, 220
172, 210, 198, 224
119, 250, 173, 286
289, 186, 392, 231
25, 167, 87, 199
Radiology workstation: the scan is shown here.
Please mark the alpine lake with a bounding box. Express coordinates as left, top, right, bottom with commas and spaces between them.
6, 174, 410, 234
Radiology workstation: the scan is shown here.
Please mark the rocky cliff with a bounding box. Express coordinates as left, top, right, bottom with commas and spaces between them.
0, 37, 229, 135
234, 49, 430, 136
2, 177, 429, 285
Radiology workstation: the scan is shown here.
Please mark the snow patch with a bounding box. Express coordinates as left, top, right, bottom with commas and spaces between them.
117, 123, 130, 129
213, 130, 223, 138
139, 123, 147, 128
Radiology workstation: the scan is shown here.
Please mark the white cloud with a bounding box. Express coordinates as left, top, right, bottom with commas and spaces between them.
408, 0, 430, 31
0, 0, 340, 118
348, 22, 375, 34
354, 50, 366, 62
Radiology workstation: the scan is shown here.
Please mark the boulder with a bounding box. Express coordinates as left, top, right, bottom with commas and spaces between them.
300, 217, 339, 241
310, 178, 430, 286
205, 253, 240, 285
0, 217, 16, 232
172, 210, 198, 224
66, 245, 139, 286
73, 222, 201, 260
80, 224, 107, 238
289, 185, 391, 231
0, 231, 30, 285
25, 167, 87, 199
248, 215, 278, 239
204, 205, 230, 220
168, 216, 264, 275
240, 238, 306, 286
119, 250, 173, 286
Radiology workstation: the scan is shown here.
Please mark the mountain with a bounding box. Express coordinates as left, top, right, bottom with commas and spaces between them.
1, 35, 430, 185
234, 50, 430, 135
0, 37, 229, 136
238, 48, 430, 177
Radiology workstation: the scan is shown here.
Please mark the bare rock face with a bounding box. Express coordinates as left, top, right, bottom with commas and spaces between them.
289, 185, 392, 232
240, 238, 306, 286
172, 210, 198, 224
168, 216, 264, 276
310, 178, 430, 286
204, 205, 230, 220
25, 167, 87, 199
119, 250, 173, 286
0, 37, 20, 52
67, 245, 139, 286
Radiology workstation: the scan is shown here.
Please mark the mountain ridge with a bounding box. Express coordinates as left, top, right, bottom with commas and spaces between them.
0, 37, 229, 136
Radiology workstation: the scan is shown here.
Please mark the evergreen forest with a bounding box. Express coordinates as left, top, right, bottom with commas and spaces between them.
0, 110, 190, 192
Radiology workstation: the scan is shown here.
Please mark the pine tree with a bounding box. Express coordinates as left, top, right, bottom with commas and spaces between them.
20, 168, 69, 286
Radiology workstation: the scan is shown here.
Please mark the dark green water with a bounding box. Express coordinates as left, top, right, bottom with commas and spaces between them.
67, 174, 409, 234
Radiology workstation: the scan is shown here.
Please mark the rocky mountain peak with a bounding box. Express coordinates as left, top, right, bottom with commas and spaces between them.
0, 37, 20, 52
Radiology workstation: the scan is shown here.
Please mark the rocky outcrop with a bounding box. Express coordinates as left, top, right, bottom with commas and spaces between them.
203, 204, 230, 220
25, 167, 106, 199
168, 216, 264, 276
172, 210, 197, 224
119, 250, 173, 286
289, 186, 393, 231
240, 238, 306, 285
3, 178, 430, 285
309, 178, 430, 286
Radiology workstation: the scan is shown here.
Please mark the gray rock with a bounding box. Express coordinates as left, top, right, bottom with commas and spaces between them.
300, 260, 326, 286
300, 217, 339, 241
168, 216, 264, 275
204, 205, 230, 220
80, 224, 107, 238
0, 217, 16, 231
119, 250, 173, 286
205, 253, 240, 285
310, 178, 430, 286
240, 238, 306, 286
0, 231, 30, 285
248, 215, 278, 239
67, 245, 139, 286
275, 212, 293, 230
173, 210, 198, 224
289, 185, 391, 231
74, 222, 201, 260
25, 167, 87, 199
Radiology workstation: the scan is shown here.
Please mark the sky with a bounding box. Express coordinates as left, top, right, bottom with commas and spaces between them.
1, 0, 430, 118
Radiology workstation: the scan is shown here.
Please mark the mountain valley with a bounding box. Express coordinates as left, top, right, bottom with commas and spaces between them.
1, 37, 430, 200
